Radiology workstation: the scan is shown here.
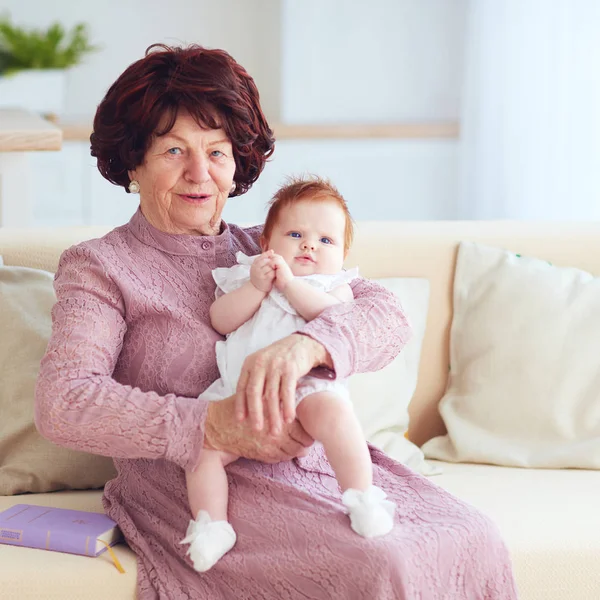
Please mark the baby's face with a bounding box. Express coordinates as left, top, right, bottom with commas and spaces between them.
266, 198, 346, 276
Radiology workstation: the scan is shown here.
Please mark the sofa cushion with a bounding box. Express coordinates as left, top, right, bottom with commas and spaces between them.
349, 277, 439, 475
0, 262, 116, 495
422, 241, 600, 469
431, 461, 600, 600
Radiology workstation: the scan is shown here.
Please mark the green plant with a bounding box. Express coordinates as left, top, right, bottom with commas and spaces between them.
0, 14, 99, 75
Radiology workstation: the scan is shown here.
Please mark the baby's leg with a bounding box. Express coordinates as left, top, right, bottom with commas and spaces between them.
185, 449, 237, 521
181, 449, 238, 572
296, 392, 395, 538
295, 392, 371, 491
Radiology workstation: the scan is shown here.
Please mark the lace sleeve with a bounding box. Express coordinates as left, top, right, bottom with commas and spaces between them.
34, 244, 206, 471
300, 277, 413, 379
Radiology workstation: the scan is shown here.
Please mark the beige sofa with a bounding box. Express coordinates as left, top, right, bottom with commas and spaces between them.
1, 221, 599, 600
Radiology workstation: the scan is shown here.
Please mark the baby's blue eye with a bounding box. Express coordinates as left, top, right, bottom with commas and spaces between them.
167, 147, 182, 155
289, 232, 301, 238
321, 237, 332, 244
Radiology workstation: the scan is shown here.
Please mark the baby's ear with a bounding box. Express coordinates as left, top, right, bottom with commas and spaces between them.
259, 235, 268, 252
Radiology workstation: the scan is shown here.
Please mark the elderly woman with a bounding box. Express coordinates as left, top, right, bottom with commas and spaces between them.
35, 45, 517, 599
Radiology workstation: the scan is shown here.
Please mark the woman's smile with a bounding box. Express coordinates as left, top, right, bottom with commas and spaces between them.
178, 192, 212, 204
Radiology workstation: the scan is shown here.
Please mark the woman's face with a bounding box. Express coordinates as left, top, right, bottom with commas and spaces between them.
129, 111, 236, 235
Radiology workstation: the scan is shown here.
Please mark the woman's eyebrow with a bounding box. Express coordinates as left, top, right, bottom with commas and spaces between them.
157, 133, 229, 146
206, 138, 230, 146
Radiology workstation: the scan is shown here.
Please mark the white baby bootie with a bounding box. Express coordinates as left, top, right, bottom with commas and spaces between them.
179, 510, 237, 572
342, 485, 396, 538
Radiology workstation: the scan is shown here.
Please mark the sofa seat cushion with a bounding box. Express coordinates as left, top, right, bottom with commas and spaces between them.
431, 461, 600, 600
2, 466, 599, 600
0, 491, 137, 600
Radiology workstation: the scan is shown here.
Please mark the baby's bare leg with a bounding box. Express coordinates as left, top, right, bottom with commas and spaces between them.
185, 449, 238, 521
295, 392, 371, 491
182, 450, 239, 572
296, 392, 395, 538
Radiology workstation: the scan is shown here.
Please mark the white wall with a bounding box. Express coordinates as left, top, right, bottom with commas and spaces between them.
4, 0, 466, 226
223, 139, 459, 224
2, 0, 281, 120
281, 0, 466, 123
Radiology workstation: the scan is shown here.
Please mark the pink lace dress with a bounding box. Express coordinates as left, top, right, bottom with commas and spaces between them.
35, 209, 517, 600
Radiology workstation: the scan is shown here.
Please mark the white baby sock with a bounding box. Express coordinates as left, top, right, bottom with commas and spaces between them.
342, 485, 396, 538
179, 510, 237, 572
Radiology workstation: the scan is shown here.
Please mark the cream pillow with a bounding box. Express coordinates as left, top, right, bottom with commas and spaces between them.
422, 241, 600, 469
0, 262, 116, 495
349, 278, 440, 475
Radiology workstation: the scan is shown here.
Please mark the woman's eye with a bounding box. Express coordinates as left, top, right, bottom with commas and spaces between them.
211, 150, 224, 158
167, 147, 182, 155
289, 232, 301, 238
321, 237, 332, 244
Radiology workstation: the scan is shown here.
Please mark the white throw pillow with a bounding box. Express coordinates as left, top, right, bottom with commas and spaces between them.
422, 241, 600, 469
349, 278, 440, 475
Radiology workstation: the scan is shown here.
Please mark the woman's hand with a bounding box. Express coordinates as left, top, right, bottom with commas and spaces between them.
203, 394, 313, 463
250, 250, 276, 293
235, 333, 333, 434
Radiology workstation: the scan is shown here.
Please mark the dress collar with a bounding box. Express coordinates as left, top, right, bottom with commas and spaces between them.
127, 207, 232, 256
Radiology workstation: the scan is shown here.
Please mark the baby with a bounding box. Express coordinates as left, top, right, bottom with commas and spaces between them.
181, 175, 395, 572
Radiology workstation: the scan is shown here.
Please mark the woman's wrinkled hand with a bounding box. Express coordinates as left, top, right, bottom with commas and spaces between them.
203, 394, 313, 463
235, 333, 332, 434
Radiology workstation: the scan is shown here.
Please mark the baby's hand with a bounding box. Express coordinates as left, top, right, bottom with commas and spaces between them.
250, 250, 276, 293
271, 254, 294, 291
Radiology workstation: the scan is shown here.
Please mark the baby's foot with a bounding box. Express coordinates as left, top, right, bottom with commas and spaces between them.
179, 510, 236, 572
342, 485, 395, 538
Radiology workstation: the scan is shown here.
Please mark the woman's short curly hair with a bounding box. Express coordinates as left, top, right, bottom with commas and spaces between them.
90, 44, 275, 196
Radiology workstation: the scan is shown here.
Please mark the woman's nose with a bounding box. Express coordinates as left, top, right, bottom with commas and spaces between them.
185, 154, 210, 183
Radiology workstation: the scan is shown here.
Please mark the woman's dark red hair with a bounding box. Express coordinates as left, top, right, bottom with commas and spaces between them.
90, 44, 275, 195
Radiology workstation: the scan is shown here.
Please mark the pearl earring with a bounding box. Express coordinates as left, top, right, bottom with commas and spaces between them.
128, 180, 140, 194
230, 182, 236, 194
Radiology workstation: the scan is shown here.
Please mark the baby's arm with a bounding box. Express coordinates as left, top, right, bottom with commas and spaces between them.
284, 280, 353, 321
210, 252, 276, 335
209, 282, 267, 335
273, 255, 354, 321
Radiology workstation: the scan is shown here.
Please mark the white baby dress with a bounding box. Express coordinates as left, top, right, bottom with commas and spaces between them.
200, 252, 359, 405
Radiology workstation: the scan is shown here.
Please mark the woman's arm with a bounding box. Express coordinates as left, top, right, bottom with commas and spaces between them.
210, 281, 266, 335
299, 277, 413, 379
234, 280, 410, 433
34, 245, 207, 471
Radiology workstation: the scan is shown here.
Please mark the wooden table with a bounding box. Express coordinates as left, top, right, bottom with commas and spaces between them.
0, 109, 62, 226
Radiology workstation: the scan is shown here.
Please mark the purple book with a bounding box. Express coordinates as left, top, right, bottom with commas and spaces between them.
0, 504, 122, 557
